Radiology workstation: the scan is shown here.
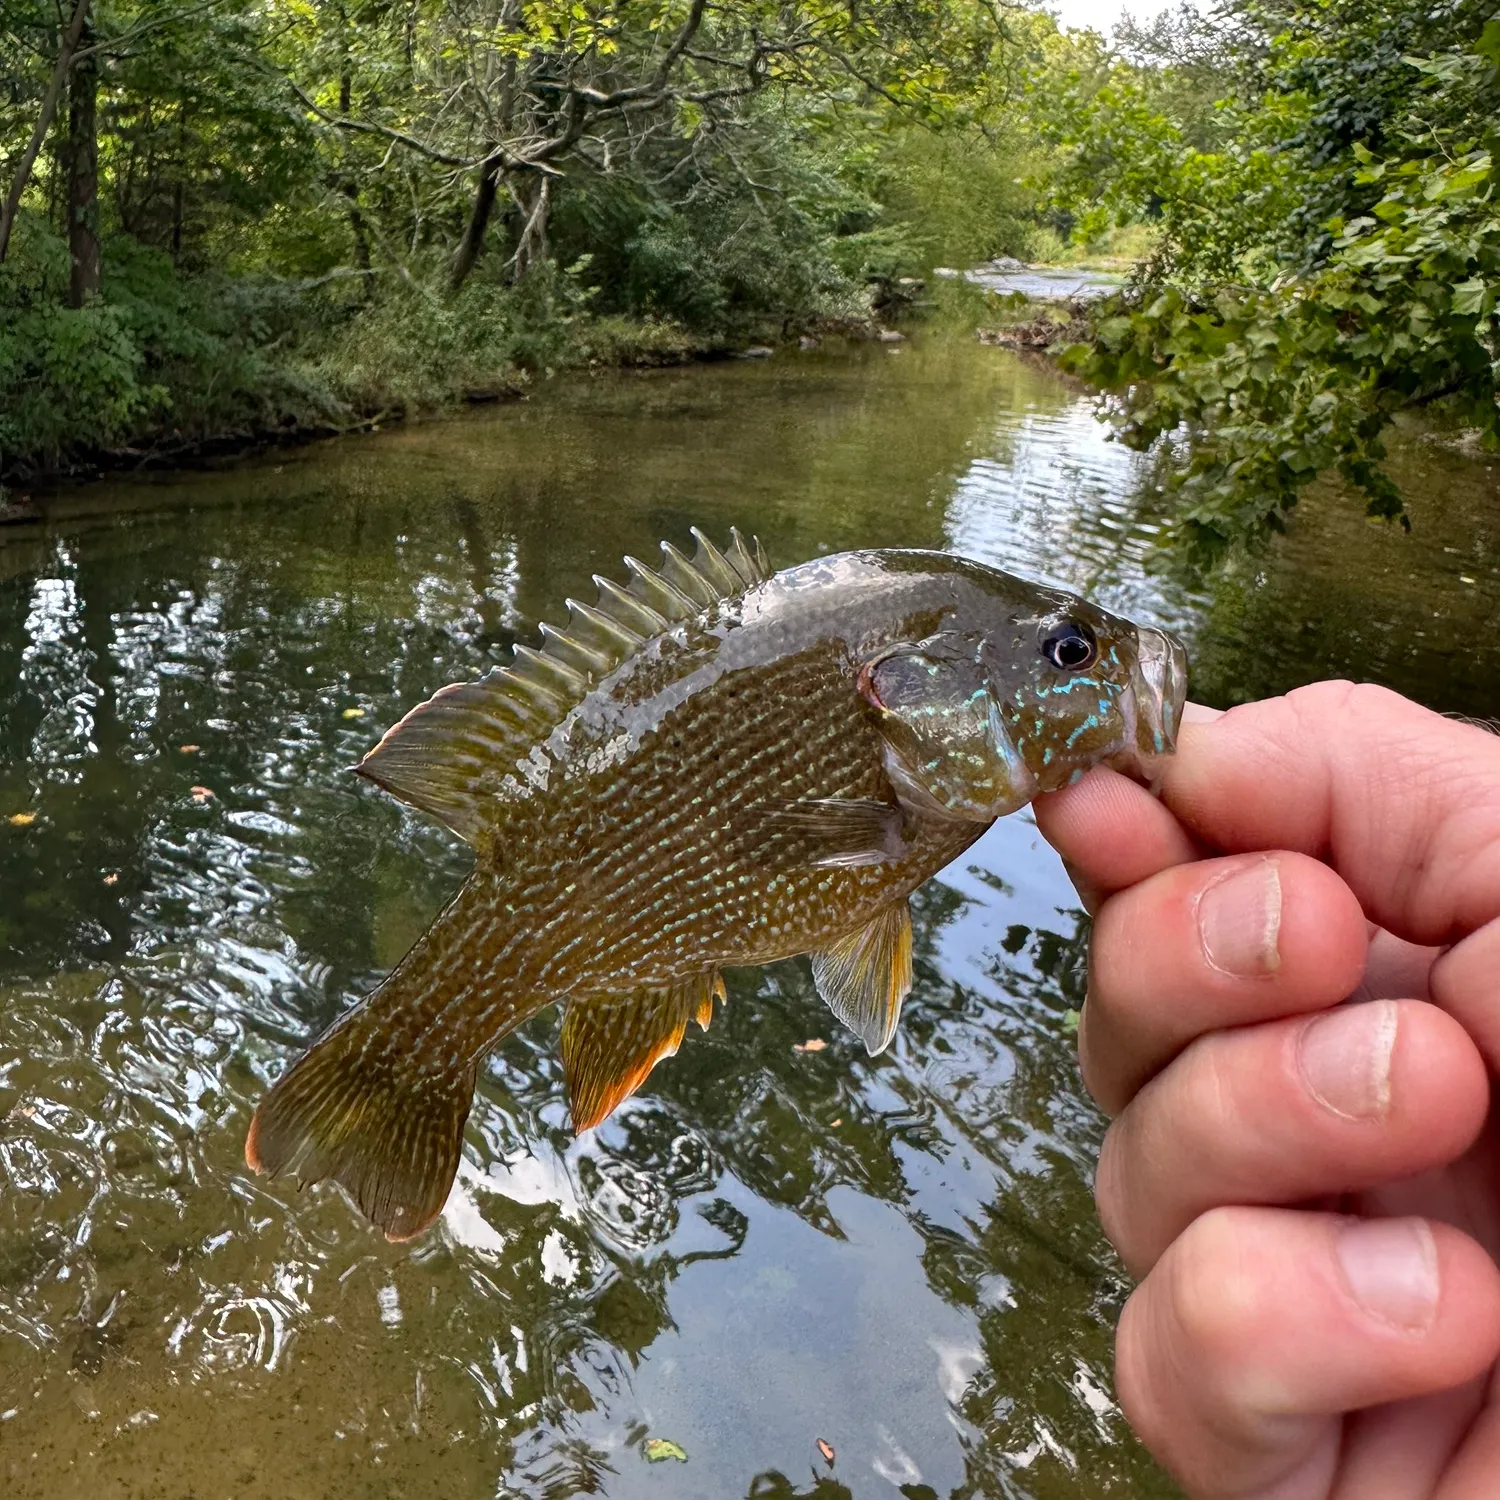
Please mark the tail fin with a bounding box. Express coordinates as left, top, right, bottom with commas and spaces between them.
246, 1005, 478, 1242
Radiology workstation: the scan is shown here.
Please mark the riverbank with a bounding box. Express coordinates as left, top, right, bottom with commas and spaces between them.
1, 250, 1105, 509
0, 244, 911, 501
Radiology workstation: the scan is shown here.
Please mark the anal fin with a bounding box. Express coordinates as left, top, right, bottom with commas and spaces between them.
562, 972, 722, 1132
810, 899, 913, 1056
697, 973, 726, 1030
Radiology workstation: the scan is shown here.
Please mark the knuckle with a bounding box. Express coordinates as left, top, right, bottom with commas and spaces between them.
1162, 1208, 1264, 1365
1075, 992, 1120, 1113
1096, 1040, 1236, 1274
1113, 1291, 1169, 1454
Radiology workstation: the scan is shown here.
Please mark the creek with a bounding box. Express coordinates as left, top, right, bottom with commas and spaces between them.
1, 333, 1497, 1498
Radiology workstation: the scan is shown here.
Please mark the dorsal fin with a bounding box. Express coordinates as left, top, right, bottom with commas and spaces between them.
354, 529, 772, 842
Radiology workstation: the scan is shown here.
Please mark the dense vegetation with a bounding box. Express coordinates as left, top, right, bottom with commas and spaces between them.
1045, 0, 1500, 564
4, 0, 1497, 556
0, 0, 1066, 478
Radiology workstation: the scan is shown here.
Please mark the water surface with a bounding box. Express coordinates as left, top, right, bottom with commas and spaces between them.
1, 336, 1497, 1498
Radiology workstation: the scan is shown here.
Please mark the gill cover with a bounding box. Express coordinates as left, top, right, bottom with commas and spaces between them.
860, 634, 1037, 821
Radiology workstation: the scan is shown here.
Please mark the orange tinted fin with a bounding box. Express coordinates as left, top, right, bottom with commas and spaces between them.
562, 973, 722, 1131
809, 899, 913, 1055
697, 973, 726, 1030
246, 1006, 478, 1243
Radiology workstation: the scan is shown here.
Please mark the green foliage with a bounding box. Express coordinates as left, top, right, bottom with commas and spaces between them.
866, 122, 1051, 268
1044, 1, 1500, 565
0, 219, 156, 467
0, 0, 1060, 477
1066, 140, 1500, 568
300, 258, 595, 410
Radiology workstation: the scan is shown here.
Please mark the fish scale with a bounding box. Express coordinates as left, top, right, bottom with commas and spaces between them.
245, 534, 1187, 1240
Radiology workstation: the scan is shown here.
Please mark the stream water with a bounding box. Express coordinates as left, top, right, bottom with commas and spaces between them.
1, 334, 1497, 1499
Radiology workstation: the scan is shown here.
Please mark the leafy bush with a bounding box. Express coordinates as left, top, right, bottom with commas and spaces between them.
0, 219, 158, 470
1065, 141, 1500, 567
1045, 4, 1500, 566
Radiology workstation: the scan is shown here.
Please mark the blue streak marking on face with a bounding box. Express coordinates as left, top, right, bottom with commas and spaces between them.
1065, 713, 1102, 749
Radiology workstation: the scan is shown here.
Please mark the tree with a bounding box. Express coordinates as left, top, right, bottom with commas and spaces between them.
1043, 1, 1500, 567
0, 0, 92, 264
64, 7, 98, 302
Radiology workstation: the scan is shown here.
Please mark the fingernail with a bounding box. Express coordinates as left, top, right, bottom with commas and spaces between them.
1298, 1001, 1396, 1120
1197, 859, 1282, 977
1180, 701, 1223, 725
1336, 1218, 1439, 1332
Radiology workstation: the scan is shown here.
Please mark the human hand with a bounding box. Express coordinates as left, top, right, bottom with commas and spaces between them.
1034, 681, 1500, 1500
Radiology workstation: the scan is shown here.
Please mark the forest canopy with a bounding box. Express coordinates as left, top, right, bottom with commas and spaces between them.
1, 0, 1497, 566
0, 0, 1061, 474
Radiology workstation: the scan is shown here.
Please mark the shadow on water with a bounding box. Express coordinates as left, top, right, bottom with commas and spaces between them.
0, 335, 1496, 1497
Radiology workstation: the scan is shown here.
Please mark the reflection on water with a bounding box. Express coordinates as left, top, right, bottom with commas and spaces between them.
1, 337, 1496, 1497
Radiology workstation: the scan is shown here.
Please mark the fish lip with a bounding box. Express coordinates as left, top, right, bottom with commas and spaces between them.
1127, 624, 1190, 772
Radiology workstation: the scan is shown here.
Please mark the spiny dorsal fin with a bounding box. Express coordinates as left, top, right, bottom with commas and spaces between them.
810, 899, 913, 1056
355, 529, 772, 841
562, 972, 724, 1132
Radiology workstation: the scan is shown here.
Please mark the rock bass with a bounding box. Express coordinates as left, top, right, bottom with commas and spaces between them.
246, 532, 1187, 1239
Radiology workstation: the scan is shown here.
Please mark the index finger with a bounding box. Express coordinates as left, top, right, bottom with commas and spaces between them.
1161, 682, 1500, 948
1033, 756, 1203, 911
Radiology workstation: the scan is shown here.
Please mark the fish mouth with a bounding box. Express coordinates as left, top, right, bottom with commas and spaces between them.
1127, 624, 1190, 770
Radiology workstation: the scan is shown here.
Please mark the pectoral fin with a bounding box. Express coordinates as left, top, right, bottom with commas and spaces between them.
761, 797, 908, 868
810, 900, 913, 1055
562, 972, 723, 1132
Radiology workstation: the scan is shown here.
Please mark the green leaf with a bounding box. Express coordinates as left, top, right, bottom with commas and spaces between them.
1476, 19, 1500, 68
1452, 278, 1492, 316
645, 1439, 688, 1463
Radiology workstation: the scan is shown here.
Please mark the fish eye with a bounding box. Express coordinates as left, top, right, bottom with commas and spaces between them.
1040, 619, 1098, 672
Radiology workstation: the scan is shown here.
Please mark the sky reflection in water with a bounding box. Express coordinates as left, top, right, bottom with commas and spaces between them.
1, 336, 1497, 1498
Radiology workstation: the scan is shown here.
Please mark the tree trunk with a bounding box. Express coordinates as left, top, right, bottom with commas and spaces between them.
338, 59, 371, 278
449, 153, 501, 291
66, 19, 100, 306
448, 25, 517, 294
171, 98, 189, 264
0, 0, 93, 264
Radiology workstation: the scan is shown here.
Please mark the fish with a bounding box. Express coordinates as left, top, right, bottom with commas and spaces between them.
245, 531, 1187, 1240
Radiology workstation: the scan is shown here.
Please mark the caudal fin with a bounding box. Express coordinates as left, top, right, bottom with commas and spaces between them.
246, 1010, 477, 1242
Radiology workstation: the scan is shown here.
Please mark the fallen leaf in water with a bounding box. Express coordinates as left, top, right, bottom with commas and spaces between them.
102, 873, 119, 886
179, 744, 199, 754
1061, 1008, 1080, 1033
830, 1118, 842, 1128
794, 1038, 827, 1053
190, 786, 214, 803
8, 812, 35, 827
817, 1438, 835, 1465
644, 1438, 687, 1463
341, 707, 367, 720
6, 1102, 37, 1123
